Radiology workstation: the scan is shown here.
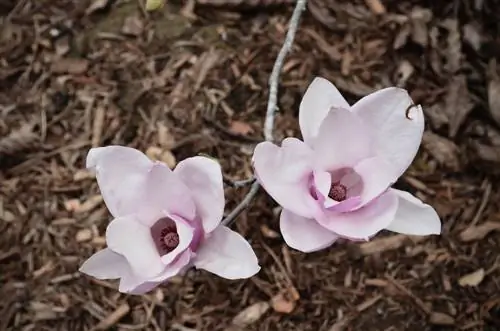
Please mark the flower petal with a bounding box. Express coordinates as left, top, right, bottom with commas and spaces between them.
313, 107, 373, 171
174, 156, 224, 233
86, 146, 154, 217
353, 156, 399, 207
160, 215, 194, 265
193, 226, 260, 279
280, 209, 338, 253
138, 163, 196, 224
299, 77, 350, 145
351, 88, 424, 178
252, 138, 320, 218
106, 216, 164, 279
385, 189, 441, 235
318, 191, 399, 239
79, 248, 128, 279
118, 249, 192, 295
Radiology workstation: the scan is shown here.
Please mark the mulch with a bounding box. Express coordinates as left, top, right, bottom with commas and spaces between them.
1, 0, 500, 330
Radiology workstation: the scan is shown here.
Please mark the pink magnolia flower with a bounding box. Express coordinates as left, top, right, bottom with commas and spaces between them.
79, 146, 260, 294
252, 77, 441, 253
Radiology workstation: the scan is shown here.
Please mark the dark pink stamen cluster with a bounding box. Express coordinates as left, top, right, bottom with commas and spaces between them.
159, 225, 179, 253
329, 182, 347, 201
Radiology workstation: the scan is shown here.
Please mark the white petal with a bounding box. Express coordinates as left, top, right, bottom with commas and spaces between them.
79, 248, 128, 279
106, 216, 164, 279
193, 226, 260, 279
174, 156, 224, 233
385, 189, 441, 235
280, 209, 338, 253
351, 88, 424, 178
299, 77, 350, 145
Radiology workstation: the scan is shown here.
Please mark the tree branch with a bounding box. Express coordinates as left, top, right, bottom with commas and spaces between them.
221, 0, 308, 226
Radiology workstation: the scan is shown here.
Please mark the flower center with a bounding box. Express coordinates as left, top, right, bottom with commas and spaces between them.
329, 182, 347, 201
163, 232, 179, 249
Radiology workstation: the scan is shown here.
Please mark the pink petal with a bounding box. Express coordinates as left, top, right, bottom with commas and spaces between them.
351, 88, 424, 178
137, 163, 196, 225
280, 209, 338, 253
174, 156, 224, 233
160, 215, 194, 265
313, 107, 373, 171
299, 77, 350, 145
385, 189, 441, 235
79, 248, 128, 279
86, 146, 154, 217
118, 249, 192, 295
312, 171, 361, 212
353, 156, 399, 208
193, 226, 260, 279
252, 138, 320, 218
317, 191, 399, 239
106, 216, 164, 279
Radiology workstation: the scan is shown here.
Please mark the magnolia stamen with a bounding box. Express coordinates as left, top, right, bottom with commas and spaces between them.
329, 182, 347, 201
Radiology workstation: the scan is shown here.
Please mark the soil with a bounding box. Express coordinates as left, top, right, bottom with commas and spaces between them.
1, 0, 500, 330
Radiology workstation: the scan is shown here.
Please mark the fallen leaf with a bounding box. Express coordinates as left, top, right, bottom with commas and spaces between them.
468, 141, 500, 174
459, 221, 500, 241
487, 59, 500, 126
410, 7, 432, 47
122, 16, 144, 37
441, 19, 462, 74
421, 132, 461, 171
445, 75, 474, 138
423, 104, 449, 130
393, 23, 411, 50
51, 58, 89, 75
463, 22, 483, 51
230, 301, 269, 328
229, 120, 253, 135
429, 312, 455, 325
86, 0, 111, 15
458, 268, 485, 287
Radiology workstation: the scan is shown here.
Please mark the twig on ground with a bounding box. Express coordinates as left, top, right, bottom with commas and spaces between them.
223, 176, 256, 188
221, 0, 308, 226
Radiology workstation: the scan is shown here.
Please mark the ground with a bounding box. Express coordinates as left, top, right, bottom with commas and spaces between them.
1, 0, 500, 330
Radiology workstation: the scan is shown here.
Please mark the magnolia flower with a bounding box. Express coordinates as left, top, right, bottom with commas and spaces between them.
79, 146, 260, 294
252, 77, 441, 253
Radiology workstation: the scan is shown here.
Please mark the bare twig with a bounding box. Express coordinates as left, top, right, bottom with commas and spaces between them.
223, 176, 257, 188
221, 0, 307, 226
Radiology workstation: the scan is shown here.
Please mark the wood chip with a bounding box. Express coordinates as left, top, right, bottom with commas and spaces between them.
270, 286, 300, 314
429, 312, 455, 325
51, 58, 89, 75
445, 75, 474, 138
76, 229, 93, 242
230, 301, 270, 329
229, 120, 253, 135
364, 0, 386, 15
122, 16, 144, 37
350, 235, 425, 257
458, 268, 485, 287
459, 221, 500, 242
487, 59, 500, 126
421, 132, 461, 171
92, 303, 130, 330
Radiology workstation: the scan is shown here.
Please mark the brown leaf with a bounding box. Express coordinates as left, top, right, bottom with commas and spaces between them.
421, 132, 461, 171
468, 141, 500, 173
441, 19, 462, 74
429, 312, 455, 326
423, 104, 448, 130
230, 302, 269, 328
229, 120, 253, 135
463, 22, 483, 52
459, 221, 500, 242
410, 7, 432, 47
458, 268, 485, 287
51, 58, 89, 75
393, 23, 411, 50
86, 0, 111, 15
487, 59, 500, 126
445, 75, 474, 138
121, 16, 144, 37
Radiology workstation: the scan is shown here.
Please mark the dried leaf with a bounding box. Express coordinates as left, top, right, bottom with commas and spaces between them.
393, 24, 411, 50
441, 19, 462, 74
468, 141, 500, 173
459, 221, 500, 242
410, 7, 432, 47
423, 104, 448, 130
421, 132, 461, 171
260, 224, 280, 238
122, 16, 144, 37
146, 146, 177, 168
86, 0, 111, 15
458, 268, 485, 287
51, 58, 89, 75
76, 229, 93, 242
429, 312, 455, 325
231, 301, 269, 328
487, 59, 500, 126
445, 75, 474, 138
463, 22, 483, 51
229, 120, 253, 135
364, 0, 386, 15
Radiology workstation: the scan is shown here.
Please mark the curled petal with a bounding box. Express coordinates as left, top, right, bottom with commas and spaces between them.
313, 107, 373, 171
318, 191, 399, 239
351, 88, 424, 178
174, 156, 224, 233
86, 146, 153, 217
299, 77, 350, 145
385, 189, 441, 235
106, 216, 164, 279
252, 138, 320, 218
280, 209, 338, 253
79, 248, 128, 280
160, 215, 194, 265
193, 226, 260, 279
